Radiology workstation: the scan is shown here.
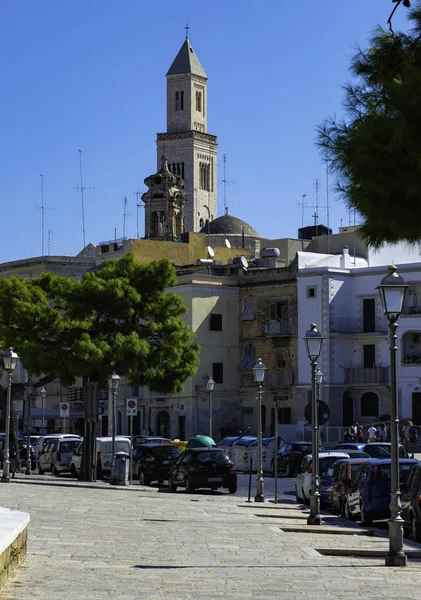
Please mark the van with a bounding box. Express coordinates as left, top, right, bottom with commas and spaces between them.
96, 437, 131, 478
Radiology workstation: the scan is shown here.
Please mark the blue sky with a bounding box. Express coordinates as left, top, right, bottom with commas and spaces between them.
1, 0, 410, 261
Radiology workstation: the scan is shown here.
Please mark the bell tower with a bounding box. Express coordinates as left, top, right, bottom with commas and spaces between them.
156, 33, 217, 233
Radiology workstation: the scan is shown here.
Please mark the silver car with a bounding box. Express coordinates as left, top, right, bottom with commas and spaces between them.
38, 437, 83, 475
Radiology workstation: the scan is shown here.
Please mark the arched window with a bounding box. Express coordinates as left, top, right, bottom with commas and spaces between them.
196, 91, 202, 112
361, 392, 379, 417
175, 92, 179, 111
180, 91, 184, 110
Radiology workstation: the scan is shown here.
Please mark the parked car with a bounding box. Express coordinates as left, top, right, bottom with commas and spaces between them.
132, 443, 180, 485
132, 435, 171, 446
34, 434, 82, 461
70, 442, 83, 478
95, 437, 131, 478
328, 458, 370, 514
401, 462, 421, 542
344, 458, 418, 525
168, 447, 237, 494
277, 442, 324, 477
335, 442, 408, 458
38, 437, 83, 475
295, 451, 350, 504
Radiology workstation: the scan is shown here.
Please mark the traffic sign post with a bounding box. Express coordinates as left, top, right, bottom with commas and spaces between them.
126, 399, 138, 485
60, 402, 69, 433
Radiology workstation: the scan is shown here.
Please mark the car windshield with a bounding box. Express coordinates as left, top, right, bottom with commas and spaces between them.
152, 446, 179, 457
195, 451, 229, 464
59, 440, 82, 453
293, 445, 312, 453
319, 457, 343, 475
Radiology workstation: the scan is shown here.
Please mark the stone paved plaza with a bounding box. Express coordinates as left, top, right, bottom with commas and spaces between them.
1, 479, 421, 599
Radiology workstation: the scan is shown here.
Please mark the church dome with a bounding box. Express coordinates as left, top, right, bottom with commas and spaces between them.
200, 214, 259, 237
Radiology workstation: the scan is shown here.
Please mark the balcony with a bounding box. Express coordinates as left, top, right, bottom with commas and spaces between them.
240, 370, 292, 388
260, 319, 290, 337
345, 367, 389, 385
330, 317, 386, 334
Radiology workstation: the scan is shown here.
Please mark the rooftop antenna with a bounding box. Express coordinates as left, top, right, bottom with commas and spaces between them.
76, 150, 94, 248
47, 229, 53, 256
326, 162, 330, 254
222, 154, 235, 215
36, 174, 52, 256
123, 196, 132, 239
185, 23, 189, 39
299, 193, 307, 228
135, 191, 142, 239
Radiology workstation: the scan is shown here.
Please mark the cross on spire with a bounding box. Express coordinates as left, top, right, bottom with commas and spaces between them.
185, 23, 189, 38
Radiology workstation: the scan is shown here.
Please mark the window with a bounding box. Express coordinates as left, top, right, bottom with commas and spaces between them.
212, 363, 223, 383
181, 163, 185, 179
360, 391, 379, 417
363, 344, 375, 368
196, 91, 202, 112
175, 91, 179, 111
270, 301, 288, 321
307, 286, 316, 299
363, 298, 376, 332
199, 218, 204, 228
180, 91, 184, 110
210, 313, 222, 331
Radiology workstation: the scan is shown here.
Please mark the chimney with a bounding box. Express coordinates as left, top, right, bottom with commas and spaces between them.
340, 246, 349, 268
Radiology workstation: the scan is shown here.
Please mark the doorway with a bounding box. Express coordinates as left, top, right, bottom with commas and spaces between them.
363, 299, 376, 332
157, 411, 171, 438
412, 392, 421, 424
342, 391, 353, 426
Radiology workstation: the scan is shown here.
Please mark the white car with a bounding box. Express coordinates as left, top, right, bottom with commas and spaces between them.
35, 434, 82, 460
71, 437, 131, 479
38, 437, 83, 475
295, 451, 350, 504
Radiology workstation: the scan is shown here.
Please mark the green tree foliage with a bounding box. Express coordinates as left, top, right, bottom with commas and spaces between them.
0, 253, 199, 392
317, 3, 421, 247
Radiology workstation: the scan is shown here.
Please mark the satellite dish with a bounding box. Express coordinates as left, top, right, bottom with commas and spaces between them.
240, 256, 248, 269
224, 238, 231, 248
207, 246, 215, 258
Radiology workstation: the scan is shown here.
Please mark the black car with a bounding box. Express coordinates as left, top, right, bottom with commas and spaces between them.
401, 462, 421, 542
132, 435, 171, 447
169, 448, 237, 494
133, 443, 180, 485
276, 442, 324, 477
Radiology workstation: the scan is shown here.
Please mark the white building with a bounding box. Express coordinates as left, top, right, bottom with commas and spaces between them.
297, 244, 421, 431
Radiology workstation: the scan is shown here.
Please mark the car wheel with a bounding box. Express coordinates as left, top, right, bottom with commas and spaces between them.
228, 483, 237, 494
295, 486, 303, 503
38, 463, 44, 475
139, 470, 146, 485
185, 477, 195, 494
412, 516, 421, 543
360, 503, 372, 526
344, 501, 353, 521
70, 465, 78, 478
168, 475, 177, 492
51, 465, 59, 476
303, 490, 310, 506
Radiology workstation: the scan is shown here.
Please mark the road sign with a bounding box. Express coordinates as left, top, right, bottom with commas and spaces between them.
126, 398, 137, 416
13, 390, 24, 400
60, 402, 70, 418
304, 400, 330, 425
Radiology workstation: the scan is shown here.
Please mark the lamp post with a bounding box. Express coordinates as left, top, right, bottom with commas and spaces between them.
1, 348, 19, 483
304, 324, 324, 525
24, 378, 34, 476
205, 376, 215, 439
377, 265, 408, 567
253, 358, 266, 502
316, 368, 324, 451
108, 371, 120, 473
40, 387, 46, 435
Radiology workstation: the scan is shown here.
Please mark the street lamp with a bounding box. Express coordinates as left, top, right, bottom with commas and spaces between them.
1, 348, 19, 483
40, 387, 46, 435
24, 378, 34, 475
253, 358, 266, 502
377, 265, 409, 567
205, 376, 215, 439
304, 323, 323, 525
108, 371, 120, 473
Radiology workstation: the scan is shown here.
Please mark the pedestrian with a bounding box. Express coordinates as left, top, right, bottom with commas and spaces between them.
402, 420, 412, 453
379, 423, 388, 442
347, 423, 356, 442
357, 425, 364, 443
408, 422, 419, 459
367, 423, 377, 443
9, 443, 17, 478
